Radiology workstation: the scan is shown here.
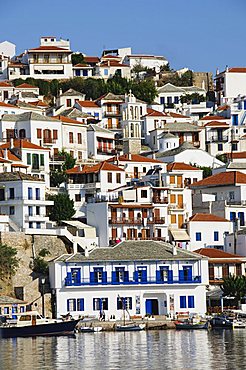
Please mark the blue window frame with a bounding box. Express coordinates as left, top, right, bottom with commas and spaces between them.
93, 298, 108, 310
104, 69, 109, 76
117, 297, 132, 310
188, 296, 195, 308
218, 143, 223, 151
238, 212, 245, 226
94, 112, 99, 119
90, 268, 107, 283
112, 267, 129, 283
230, 212, 236, 222
174, 96, 179, 104
179, 266, 192, 282
28, 187, 32, 200
77, 298, 84, 311
160, 97, 165, 105
180, 296, 186, 308
35, 188, 40, 200
232, 114, 238, 126
36, 222, 41, 229
156, 266, 170, 282
196, 232, 201, 241
134, 266, 147, 282
75, 70, 80, 76
28, 206, 33, 216
82, 70, 88, 77
67, 298, 76, 312
71, 268, 81, 285
244, 100, 246, 110
214, 231, 219, 241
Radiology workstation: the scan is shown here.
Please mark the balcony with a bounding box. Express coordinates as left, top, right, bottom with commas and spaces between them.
152, 196, 168, 204
97, 148, 117, 155
43, 138, 56, 145
104, 111, 121, 117
206, 135, 228, 143
64, 274, 201, 287
109, 218, 142, 225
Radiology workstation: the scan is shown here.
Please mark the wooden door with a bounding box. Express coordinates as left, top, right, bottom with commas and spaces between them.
170, 175, 175, 184
171, 214, 176, 224
112, 228, 117, 240
134, 167, 138, 179
177, 176, 182, 187
178, 194, 183, 208
127, 228, 132, 240
129, 209, 134, 222
133, 229, 137, 239
142, 229, 147, 240
209, 265, 214, 280
108, 118, 112, 129
154, 208, 160, 221
111, 209, 117, 222
178, 214, 184, 228
170, 194, 176, 204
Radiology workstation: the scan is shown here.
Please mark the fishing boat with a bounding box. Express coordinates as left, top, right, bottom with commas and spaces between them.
209, 316, 233, 329
79, 326, 102, 333
0, 311, 80, 338
233, 319, 246, 329
115, 295, 146, 332
175, 321, 208, 330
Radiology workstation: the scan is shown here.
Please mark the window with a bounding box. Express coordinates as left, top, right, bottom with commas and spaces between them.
93, 298, 108, 310
75, 69, 80, 77
218, 143, 223, 151
230, 212, 236, 222
69, 132, 73, 144
160, 97, 165, 104
36, 206, 40, 215
232, 114, 238, 126
116, 173, 121, 184
36, 222, 41, 229
67, 299, 76, 312
196, 232, 201, 241
143, 167, 146, 173
117, 297, 132, 310
67, 99, 72, 107
232, 143, 238, 151
32, 154, 39, 170
28, 206, 33, 216
174, 96, 179, 104
53, 130, 58, 140
75, 194, 81, 202
134, 267, 147, 282
107, 172, 112, 183
0, 189, 5, 201
214, 231, 219, 241
29, 222, 33, 228
104, 69, 109, 76
141, 190, 147, 198
40, 154, 44, 166
180, 296, 187, 308
37, 129, 42, 139
229, 191, 235, 201
36, 188, 40, 200
19, 129, 26, 138
77, 298, 84, 311
78, 133, 82, 144
188, 296, 195, 308
9, 206, 15, 215
27, 153, 31, 165
9, 188, 14, 199
167, 96, 172, 105
90, 268, 107, 283
112, 267, 129, 283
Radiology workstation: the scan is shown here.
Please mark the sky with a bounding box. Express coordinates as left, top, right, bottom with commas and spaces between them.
2, 0, 246, 74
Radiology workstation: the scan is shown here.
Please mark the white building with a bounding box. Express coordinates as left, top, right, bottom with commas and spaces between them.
49, 240, 208, 319
187, 213, 233, 251
123, 53, 168, 72
87, 124, 116, 160
156, 83, 206, 108
0, 172, 53, 231
75, 100, 102, 120
215, 67, 246, 105
55, 89, 85, 111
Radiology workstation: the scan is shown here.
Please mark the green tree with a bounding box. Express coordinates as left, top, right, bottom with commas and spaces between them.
221, 275, 246, 307
0, 243, 19, 280
48, 193, 75, 224
216, 153, 228, 164
50, 150, 76, 187
71, 53, 85, 66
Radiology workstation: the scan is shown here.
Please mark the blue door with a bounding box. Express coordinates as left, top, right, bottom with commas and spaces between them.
145, 299, 152, 315
183, 266, 192, 281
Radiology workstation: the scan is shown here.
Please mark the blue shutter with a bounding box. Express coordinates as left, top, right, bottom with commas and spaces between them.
230, 212, 236, 221
117, 297, 121, 310
28, 187, 32, 200
145, 299, 152, 315
112, 271, 117, 283
141, 269, 147, 283
102, 271, 107, 283
124, 271, 129, 282
90, 272, 95, 283
156, 270, 161, 283
180, 296, 186, 308
168, 270, 173, 283
188, 296, 195, 308
187, 267, 192, 281
179, 270, 184, 282
66, 272, 72, 285
134, 271, 138, 282
67, 299, 70, 312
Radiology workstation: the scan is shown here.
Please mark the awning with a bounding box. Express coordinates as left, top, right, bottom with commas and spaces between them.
170, 229, 190, 241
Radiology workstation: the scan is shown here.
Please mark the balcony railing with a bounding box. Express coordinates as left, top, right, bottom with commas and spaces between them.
43, 138, 56, 144
104, 111, 121, 117
97, 148, 117, 155
109, 217, 165, 225
206, 135, 229, 143
65, 274, 201, 287
152, 196, 168, 204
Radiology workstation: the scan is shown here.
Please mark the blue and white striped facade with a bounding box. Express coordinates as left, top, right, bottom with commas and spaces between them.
49, 241, 209, 319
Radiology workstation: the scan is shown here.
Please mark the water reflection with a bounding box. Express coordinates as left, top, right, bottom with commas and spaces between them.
1, 330, 246, 370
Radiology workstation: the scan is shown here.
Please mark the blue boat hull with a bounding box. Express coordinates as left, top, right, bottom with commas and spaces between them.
0, 319, 80, 338
116, 325, 144, 332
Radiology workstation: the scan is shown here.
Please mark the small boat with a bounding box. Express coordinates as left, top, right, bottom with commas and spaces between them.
79, 326, 102, 333
209, 316, 233, 329
175, 321, 208, 330
233, 320, 246, 329
0, 311, 80, 338
115, 323, 146, 332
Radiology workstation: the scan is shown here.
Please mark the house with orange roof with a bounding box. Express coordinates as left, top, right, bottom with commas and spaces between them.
96, 92, 124, 131
0, 101, 22, 117
191, 171, 246, 229
95, 60, 131, 79
55, 88, 85, 111
187, 213, 233, 251
74, 100, 102, 120
87, 124, 116, 161
0, 81, 14, 102
203, 120, 231, 156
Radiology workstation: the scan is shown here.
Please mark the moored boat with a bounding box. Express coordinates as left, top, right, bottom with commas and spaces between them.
79, 326, 102, 333
116, 323, 146, 332
209, 316, 233, 329
0, 311, 80, 338
175, 321, 208, 330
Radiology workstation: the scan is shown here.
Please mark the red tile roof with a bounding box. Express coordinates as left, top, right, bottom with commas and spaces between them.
168, 112, 190, 119
143, 108, 167, 117
0, 139, 48, 151
29, 46, 70, 52
76, 100, 99, 108
0, 82, 12, 87
190, 213, 230, 222
54, 115, 84, 124
228, 67, 246, 73
0, 102, 17, 108
217, 105, 230, 111
29, 100, 48, 107
67, 161, 124, 174
204, 121, 229, 127
201, 115, 225, 121
11, 163, 29, 168
191, 171, 246, 188
167, 162, 199, 171
16, 83, 37, 89
73, 63, 90, 68
107, 154, 163, 164
100, 61, 129, 67
226, 152, 246, 159
194, 248, 242, 258
84, 56, 100, 63
0, 149, 20, 161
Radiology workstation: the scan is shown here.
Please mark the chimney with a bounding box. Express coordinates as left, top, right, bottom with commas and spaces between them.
172, 242, 177, 256
108, 60, 110, 67
128, 153, 132, 160
59, 88, 62, 96
10, 138, 14, 149
4, 148, 8, 160
84, 246, 89, 257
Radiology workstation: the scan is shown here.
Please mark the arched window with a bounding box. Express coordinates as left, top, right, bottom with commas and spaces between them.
130, 106, 134, 120
135, 106, 138, 120
19, 129, 26, 139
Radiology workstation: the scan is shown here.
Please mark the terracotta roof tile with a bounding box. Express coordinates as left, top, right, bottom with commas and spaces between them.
107, 154, 163, 164
201, 115, 225, 120
167, 162, 199, 171
29, 100, 48, 107
29, 46, 70, 52
84, 56, 100, 63
228, 67, 246, 73
168, 112, 190, 119
194, 248, 242, 258
191, 171, 246, 188
204, 121, 229, 127
67, 161, 124, 174
0, 102, 17, 108
189, 213, 230, 222
0, 139, 48, 151
77, 100, 99, 108
143, 108, 167, 117
16, 83, 37, 89
0, 149, 20, 161
54, 115, 84, 124
0, 82, 12, 87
